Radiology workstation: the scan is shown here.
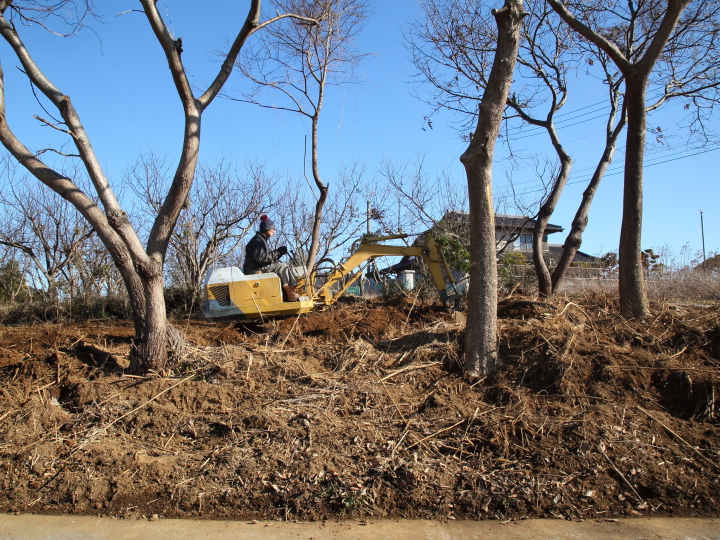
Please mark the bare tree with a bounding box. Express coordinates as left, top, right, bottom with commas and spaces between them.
408, 0, 580, 297
511, 2, 575, 296
275, 161, 371, 266
382, 157, 548, 284
0, 163, 93, 299
128, 155, 276, 293
380, 158, 469, 233
551, 52, 627, 292
0, 252, 30, 304
461, 0, 526, 376
547, 0, 720, 318
230, 0, 370, 271
63, 232, 125, 301
0, 2, 315, 372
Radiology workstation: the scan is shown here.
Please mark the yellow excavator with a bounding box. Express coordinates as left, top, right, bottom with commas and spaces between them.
202, 232, 462, 320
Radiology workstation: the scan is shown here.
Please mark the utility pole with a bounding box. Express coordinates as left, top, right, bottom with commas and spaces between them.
367, 201, 371, 235
397, 198, 401, 233
700, 210, 706, 270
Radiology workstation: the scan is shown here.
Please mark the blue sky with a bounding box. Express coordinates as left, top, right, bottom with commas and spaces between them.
0, 0, 717, 264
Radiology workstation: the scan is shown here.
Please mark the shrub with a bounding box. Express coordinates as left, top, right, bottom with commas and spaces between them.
164, 285, 202, 316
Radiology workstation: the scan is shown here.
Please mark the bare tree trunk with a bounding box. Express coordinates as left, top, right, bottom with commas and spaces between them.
460, 0, 525, 377
618, 78, 649, 319
306, 113, 329, 271
232, 1, 367, 272
533, 127, 571, 297
548, 0, 691, 321
124, 273, 147, 341
131, 264, 165, 372
552, 114, 625, 292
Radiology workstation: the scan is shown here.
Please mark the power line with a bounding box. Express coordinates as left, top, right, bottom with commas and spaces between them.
503, 105, 610, 139
510, 112, 611, 141
494, 144, 720, 198
491, 87, 671, 141
577, 144, 720, 180
444, 87, 702, 180
486, 139, 713, 192
606, 145, 720, 176
567, 142, 711, 179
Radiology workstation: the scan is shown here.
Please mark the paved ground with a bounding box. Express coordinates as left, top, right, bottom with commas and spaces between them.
1, 515, 719, 540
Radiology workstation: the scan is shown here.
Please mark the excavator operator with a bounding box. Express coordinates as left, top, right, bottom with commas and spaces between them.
243, 215, 302, 301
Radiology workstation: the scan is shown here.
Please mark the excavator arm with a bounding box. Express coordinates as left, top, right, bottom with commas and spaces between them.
311, 232, 461, 308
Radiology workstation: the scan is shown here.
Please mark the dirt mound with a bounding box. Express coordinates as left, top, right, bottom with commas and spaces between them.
273, 297, 453, 340
0, 294, 718, 521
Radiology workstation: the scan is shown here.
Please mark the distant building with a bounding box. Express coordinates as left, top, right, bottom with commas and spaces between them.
380, 212, 597, 277
441, 211, 598, 264
494, 213, 562, 253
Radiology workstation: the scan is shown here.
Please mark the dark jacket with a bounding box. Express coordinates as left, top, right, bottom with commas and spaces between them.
243, 232, 280, 274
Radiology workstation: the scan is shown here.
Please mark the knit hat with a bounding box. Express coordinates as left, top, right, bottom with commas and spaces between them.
259, 215, 275, 233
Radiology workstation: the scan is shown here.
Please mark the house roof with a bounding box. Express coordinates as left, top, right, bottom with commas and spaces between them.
441, 211, 563, 234
494, 214, 564, 234
548, 244, 598, 263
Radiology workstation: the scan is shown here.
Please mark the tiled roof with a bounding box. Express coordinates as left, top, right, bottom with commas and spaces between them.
494, 214, 563, 233
548, 244, 598, 262
442, 211, 563, 234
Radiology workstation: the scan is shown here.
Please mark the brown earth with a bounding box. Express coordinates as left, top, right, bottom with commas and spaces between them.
0, 294, 718, 522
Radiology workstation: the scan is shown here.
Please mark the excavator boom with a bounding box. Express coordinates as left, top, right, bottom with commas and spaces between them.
312, 233, 461, 308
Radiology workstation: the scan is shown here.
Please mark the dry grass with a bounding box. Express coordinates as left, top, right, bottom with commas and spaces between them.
646, 271, 720, 302
558, 271, 719, 303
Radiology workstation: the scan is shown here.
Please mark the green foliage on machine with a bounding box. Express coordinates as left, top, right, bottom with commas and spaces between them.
434, 234, 469, 274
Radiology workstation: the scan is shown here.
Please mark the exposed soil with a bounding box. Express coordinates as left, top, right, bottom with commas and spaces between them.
0, 294, 718, 522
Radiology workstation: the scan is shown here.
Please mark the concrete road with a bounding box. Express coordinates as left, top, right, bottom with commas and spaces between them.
0, 514, 719, 540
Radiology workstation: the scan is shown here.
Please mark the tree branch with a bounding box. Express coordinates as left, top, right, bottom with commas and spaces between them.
139, 0, 196, 109
250, 12, 318, 36
0, 64, 145, 291
197, 0, 262, 109
546, 0, 632, 73
0, 12, 144, 259
636, 0, 691, 74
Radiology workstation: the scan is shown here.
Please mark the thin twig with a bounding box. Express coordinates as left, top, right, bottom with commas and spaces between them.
74, 374, 195, 452
380, 362, 440, 382
637, 406, 718, 470
405, 407, 498, 451
405, 419, 465, 451
68, 335, 87, 349
279, 313, 303, 351
598, 445, 644, 503
251, 296, 267, 326
0, 409, 17, 423
401, 292, 420, 330
670, 346, 688, 358
457, 406, 479, 458
97, 391, 124, 407
34, 381, 56, 392
245, 353, 253, 383
558, 302, 596, 332
374, 369, 405, 421
391, 419, 413, 457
